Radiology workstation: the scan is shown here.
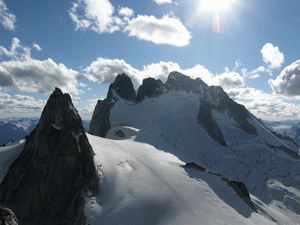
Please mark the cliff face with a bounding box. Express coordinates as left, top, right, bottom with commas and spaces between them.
0, 88, 99, 225
89, 73, 136, 137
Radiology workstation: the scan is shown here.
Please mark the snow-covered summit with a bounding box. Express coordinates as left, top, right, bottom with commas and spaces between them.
88, 71, 300, 224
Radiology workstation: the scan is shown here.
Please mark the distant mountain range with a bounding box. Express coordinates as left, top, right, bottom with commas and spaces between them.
0, 118, 38, 146
264, 120, 300, 148
0, 117, 90, 146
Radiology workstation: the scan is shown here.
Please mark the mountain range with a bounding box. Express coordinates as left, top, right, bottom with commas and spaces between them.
0, 72, 300, 224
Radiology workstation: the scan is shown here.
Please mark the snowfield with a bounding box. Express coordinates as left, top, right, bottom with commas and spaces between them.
83, 91, 300, 224
86, 134, 277, 225
1, 91, 300, 224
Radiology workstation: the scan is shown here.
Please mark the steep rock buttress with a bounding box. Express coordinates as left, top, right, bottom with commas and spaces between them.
0, 88, 99, 225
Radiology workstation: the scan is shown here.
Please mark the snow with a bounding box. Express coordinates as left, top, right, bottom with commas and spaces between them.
52, 123, 62, 130
0, 142, 24, 183
72, 132, 83, 153
85, 134, 276, 225
1, 91, 300, 223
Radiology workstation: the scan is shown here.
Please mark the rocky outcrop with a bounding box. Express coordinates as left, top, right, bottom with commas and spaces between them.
197, 97, 227, 147
89, 98, 111, 138
205, 86, 257, 136
0, 205, 19, 225
89, 73, 136, 137
107, 73, 136, 103
136, 78, 166, 103
0, 88, 99, 225
90, 72, 257, 148
182, 162, 257, 212
165, 71, 208, 93
197, 85, 257, 146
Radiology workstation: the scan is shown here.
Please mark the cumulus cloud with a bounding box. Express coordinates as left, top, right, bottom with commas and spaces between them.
0, 59, 82, 94
69, 0, 119, 33
69, 0, 191, 47
0, 92, 46, 118
32, 43, 42, 51
0, 38, 82, 95
214, 68, 244, 88
268, 60, 300, 96
261, 43, 284, 69
0, 37, 31, 60
85, 58, 244, 90
153, 0, 172, 4
227, 87, 300, 120
118, 7, 134, 17
0, 0, 16, 30
125, 15, 191, 47
85, 58, 140, 87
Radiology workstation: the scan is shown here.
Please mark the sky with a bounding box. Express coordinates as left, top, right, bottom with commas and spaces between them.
1, 0, 300, 121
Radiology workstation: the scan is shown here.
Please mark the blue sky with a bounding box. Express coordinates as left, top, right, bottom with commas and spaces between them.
1, 0, 300, 120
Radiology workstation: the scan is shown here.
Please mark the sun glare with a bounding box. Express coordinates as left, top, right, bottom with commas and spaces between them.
201, 0, 235, 11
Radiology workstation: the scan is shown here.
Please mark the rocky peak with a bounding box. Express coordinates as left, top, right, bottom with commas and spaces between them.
197, 85, 257, 147
165, 71, 208, 93
0, 87, 99, 225
89, 74, 137, 137
107, 73, 136, 103
206, 86, 257, 136
136, 77, 166, 103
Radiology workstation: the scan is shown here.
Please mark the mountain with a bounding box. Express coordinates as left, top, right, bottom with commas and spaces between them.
88, 72, 300, 224
0, 118, 38, 146
1, 73, 300, 224
264, 120, 300, 151
0, 88, 99, 225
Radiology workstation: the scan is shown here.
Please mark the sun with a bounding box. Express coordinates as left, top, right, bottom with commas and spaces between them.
201, 0, 235, 11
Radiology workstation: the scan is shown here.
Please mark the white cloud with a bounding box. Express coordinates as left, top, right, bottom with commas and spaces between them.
69, 0, 191, 47
118, 7, 134, 17
85, 58, 244, 90
125, 15, 191, 47
0, 58, 82, 94
153, 0, 173, 4
227, 87, 300, 120
0, 38, 83, 95
242, 66, 265, 79
69, 0, 119, 33
0, 92, 46, 118
261, 43, 284, 69
214, 68, 244, 88
85, 58, 141, 88
32, 43, 42, 51
269, 60, 300, 96
0, 37, 31, 61
0, 0, 16, 30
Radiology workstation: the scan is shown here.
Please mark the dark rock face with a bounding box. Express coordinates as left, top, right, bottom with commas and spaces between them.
0, 205, 19, 225
197, 98, 227, 147
107, 73, 136, 103
182, 162, 257, 212
206, 86, 257, 136
89, 98, 112, 138
136, 78, 166, 103
90, 72, 257, 148
165, 71, 208, 93
89, 73, 136, 137
197, 85, 257, 146
0, 88, 99, 225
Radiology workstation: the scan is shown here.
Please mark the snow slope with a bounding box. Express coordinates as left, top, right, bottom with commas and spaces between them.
1, 129, 300, 224
85, 134, 279, 225
99, 91, 300, 224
